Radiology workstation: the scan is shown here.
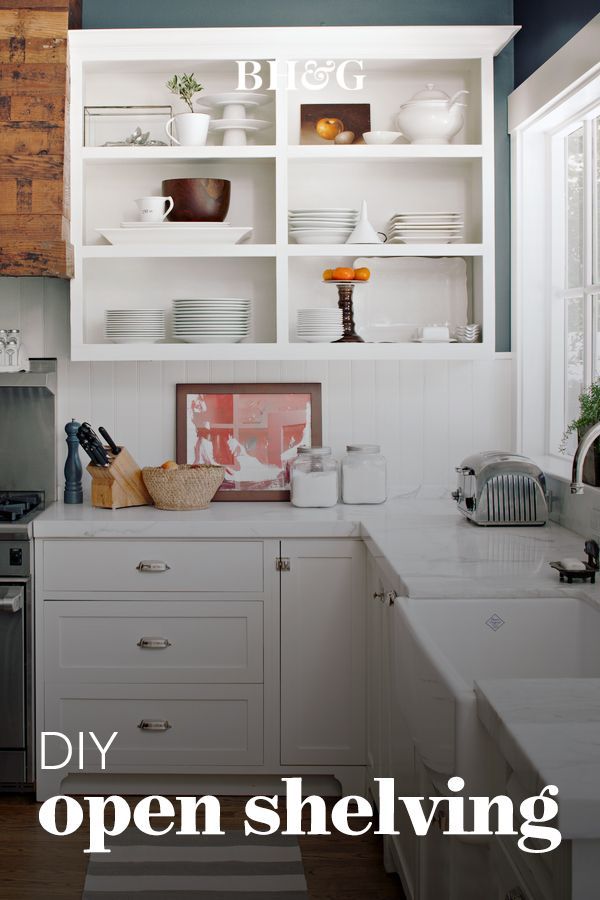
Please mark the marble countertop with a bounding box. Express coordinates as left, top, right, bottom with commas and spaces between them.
35, 490, 600, 838
34, 489, 595, 601
475, 679, 600, 839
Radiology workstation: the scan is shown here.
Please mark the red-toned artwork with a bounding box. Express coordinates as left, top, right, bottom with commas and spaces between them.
176, 383, 322, 501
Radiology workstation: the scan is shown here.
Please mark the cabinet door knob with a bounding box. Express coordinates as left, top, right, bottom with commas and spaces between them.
373, 591, 385, 603
386, 590, 398, 606
138, 719, 171, 732
137, 637, 171, 649
136, 560, 171, 573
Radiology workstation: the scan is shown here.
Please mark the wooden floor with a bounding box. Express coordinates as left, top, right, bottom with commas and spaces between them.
0, 794, 406, 899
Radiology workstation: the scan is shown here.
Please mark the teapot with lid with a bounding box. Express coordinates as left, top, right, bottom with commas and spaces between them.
396, 83, 469, 144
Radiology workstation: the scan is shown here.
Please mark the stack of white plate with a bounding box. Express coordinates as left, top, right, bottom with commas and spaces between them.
105, 309, 165, 344
387, 212, 464, 244
455, 323, 482, 343
289, 208, 358, 244
172, 299, 251, 344
297, 308, 343, 343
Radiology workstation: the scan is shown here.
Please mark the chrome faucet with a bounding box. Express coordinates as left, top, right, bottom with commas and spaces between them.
571, 422, 600, 493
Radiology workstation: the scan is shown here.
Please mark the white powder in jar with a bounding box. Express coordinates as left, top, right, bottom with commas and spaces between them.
291, 468, 338, 507
342, 463, 387, 504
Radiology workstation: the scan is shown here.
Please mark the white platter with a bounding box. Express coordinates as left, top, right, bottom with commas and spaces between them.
202, 92, 272, 107
291, 232, 352, 244
176, 335, 248, 344
290, 208, 357, 214
97, 226, 252, 245
209, 118, 270, 132
412, 338, 458, 343
106, 336, 166, 341
299, 336, 342, 343
351, 256, 468, 343
120, 221, 231, 228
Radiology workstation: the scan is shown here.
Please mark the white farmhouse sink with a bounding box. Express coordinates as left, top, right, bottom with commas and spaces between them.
394, 595, 600, 792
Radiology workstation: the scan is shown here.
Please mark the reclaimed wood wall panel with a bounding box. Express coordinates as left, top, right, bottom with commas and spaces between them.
0, 1, 78, 278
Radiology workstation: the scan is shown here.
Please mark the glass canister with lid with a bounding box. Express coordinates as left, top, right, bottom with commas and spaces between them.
341, 444, 387, 504
290, 447, 339, 508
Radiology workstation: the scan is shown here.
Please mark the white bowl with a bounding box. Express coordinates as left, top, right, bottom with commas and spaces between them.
362, 131, 403, 145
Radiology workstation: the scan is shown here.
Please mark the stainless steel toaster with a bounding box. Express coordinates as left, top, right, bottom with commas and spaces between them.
452, 451, 548, 526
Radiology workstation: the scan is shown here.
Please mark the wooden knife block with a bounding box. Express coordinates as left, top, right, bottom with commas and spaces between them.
87, 447, 152, 509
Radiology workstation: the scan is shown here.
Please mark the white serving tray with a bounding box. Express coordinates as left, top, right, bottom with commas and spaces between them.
97, 226, 252, 245
351, 256, 468, 343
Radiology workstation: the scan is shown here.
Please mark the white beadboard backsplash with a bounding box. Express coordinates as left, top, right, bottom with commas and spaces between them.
1, 277, 514, 494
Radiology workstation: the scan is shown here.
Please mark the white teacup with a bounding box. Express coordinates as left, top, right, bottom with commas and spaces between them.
135, 196, 174, 222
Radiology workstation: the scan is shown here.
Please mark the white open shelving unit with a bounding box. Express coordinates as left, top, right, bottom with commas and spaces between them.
68, 25, 518, 360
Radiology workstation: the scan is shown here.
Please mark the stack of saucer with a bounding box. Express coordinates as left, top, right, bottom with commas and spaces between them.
386, 212, 464, 244
289, 208, 358, 244
455, 323, 482, 343
105, 309, 165, 344
172, 299, 251, 344
297, 308, 343, 343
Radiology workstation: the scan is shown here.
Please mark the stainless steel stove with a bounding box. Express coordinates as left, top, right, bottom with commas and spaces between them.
0, 360, 56, 789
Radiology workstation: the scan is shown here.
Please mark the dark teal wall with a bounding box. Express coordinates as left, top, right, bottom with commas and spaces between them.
82, 0, 514, 351
514, 1, 598, 86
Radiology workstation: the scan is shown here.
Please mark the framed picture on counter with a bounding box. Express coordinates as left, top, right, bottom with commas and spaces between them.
176, 383, 322, 501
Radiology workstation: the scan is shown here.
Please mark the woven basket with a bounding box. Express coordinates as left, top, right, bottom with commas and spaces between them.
142, 465, 225, 510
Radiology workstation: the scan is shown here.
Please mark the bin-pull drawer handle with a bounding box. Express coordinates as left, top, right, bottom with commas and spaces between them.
137, 637, 171, 649
138, 719, 171, 732
136, 560, 171, 573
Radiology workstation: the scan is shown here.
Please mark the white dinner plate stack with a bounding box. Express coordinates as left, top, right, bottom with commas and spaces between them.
289, 208, 358, 244
172, 299, 251, 344
455, 323, 482, 343
386, 212, 464, 244
297, 308, 343, 343
105, 309, 166, 344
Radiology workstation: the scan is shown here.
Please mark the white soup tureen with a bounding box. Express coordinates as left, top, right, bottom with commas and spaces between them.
396, 83, 469, 144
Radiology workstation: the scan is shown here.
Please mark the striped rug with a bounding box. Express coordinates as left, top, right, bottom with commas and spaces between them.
82, 829, 309, 899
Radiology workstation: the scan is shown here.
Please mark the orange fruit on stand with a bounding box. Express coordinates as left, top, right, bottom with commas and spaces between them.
353, 267, 371, 281
332, 267, 355, 281
322, 269, 334, 281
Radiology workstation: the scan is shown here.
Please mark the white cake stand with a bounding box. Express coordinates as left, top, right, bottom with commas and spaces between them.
203, 92, 272, 145
209, 118, 270, 146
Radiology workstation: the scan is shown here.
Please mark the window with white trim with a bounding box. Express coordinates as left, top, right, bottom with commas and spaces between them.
549, 106, 600, 455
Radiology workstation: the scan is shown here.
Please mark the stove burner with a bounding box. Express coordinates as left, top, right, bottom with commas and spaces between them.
0, 492, 44, 523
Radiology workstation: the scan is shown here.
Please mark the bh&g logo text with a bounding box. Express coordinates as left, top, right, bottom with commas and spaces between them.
236, 60, 365, 92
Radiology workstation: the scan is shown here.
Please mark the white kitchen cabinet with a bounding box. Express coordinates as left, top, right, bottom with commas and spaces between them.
67, 25, 517, 360
44, 682, 264, 768
42, 539, 264, 592
366, 553, 418, 899
280, 539, 366, 766
35, 535, 368, 800
44, 599, 263, 683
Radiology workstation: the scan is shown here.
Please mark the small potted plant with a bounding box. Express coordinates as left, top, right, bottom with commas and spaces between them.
561, 381, 600, 486
165, 73, 210, 146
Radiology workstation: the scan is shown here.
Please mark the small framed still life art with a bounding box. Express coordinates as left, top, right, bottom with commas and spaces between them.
176, 383, 322, 501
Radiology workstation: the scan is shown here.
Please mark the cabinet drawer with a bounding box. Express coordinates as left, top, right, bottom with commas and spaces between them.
44, 683, 263, 768
44, 600, 263, 684
42, 540, 264, 593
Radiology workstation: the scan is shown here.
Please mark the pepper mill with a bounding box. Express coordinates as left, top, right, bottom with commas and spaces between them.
64, 419, 83, 504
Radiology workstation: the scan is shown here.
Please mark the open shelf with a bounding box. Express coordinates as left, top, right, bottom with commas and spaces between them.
286, 145, 483, 160
287, 243, 483, 256
83, 146, 278, 162
68, 25, 514, 360
82, 244, 278, 258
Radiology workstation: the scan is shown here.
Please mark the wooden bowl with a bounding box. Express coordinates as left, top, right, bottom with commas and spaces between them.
162, 178, 231, 222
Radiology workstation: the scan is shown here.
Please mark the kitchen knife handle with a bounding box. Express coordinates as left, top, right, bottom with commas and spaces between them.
99, 426, 120, 455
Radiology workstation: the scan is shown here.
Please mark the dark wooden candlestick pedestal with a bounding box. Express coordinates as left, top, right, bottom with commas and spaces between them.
332, 282, 364, 343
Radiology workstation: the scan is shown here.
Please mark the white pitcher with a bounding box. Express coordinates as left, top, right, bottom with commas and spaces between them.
165, 112, 210, 146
